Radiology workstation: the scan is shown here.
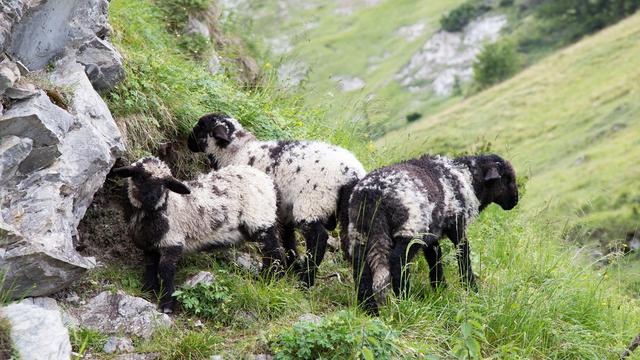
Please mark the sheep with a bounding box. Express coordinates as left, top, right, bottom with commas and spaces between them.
187, 113, 366, 287
348, 154, 518, 314
112, 156, 285, 313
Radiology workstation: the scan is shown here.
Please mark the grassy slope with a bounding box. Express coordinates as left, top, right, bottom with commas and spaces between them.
74, 1, 640, 359
381, 13, 640, 245
249, 0, 466, 134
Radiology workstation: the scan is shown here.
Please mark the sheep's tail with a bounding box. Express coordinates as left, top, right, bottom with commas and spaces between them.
337, 179, 359, 261
349, 193, 392, 301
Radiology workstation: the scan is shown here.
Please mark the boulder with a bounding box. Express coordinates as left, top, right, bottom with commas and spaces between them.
4, 82, 37, 99
4, 0, 124, 91
0, 59, 20, 94
76, 290, 172, 339
395, 14, 507, 96
0, 298, 72, 360
76, 37, 125, 91
0, 57, 124, 299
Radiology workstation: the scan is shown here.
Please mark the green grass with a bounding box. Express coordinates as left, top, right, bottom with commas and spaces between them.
93, 1, 640, 358
246, 0, 467, 136
380, 12, 640, 246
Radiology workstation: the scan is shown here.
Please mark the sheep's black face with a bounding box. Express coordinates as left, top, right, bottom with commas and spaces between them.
112, 157, 191, 212
478, 155, 519, 211
188, 113, 237, 153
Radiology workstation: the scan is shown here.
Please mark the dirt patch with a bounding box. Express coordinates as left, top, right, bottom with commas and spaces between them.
76, 175, 142, 266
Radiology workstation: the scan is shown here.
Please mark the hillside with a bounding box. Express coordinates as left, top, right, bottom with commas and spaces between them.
2, 0, 640, 359
380, 12, 640, 259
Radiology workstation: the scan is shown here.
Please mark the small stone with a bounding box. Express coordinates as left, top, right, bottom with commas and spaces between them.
183, 271, 215, 288
4, 83, 37, 99
210, 356, 223, 360
326, 235, 340, 251
298, 313, 321, 325
0, 59, 20, 94
234, 251, 262, 274
1, 299, 72, 360
103, 336, 134, 354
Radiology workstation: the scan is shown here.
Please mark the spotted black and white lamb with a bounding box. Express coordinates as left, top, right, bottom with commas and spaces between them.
112, 156, 285, 313
348, 154, 518, 314
187, 113, 366, 287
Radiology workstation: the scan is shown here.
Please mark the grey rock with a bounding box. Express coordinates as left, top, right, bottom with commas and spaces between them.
186, 15, 210, 39
330, 75, 365, 92
277, 60, 308, 89
8, 0, 111, 70
15, 60, 29, 75
0, 91, 73, 172
233, 251, 262, 274
77, 290, 171, 339
0, 57, 124, 299
103, 336, 135, 354
76, 37, 125, 91
0, 59, 20, 94
0, 135, 32, 181
4, 82, 37, 99
183, 271, 216, 288
326, 235, 340, 252
210, 356, 224, 360
298, 313, 321, 325
395, 14, 507, 96
208, 53, 222, 75
0, 0, 44, 51
0, 298, 72, 360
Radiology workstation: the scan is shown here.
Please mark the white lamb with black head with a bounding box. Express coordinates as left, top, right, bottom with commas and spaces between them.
188, 113, 366, 287
348, 154, 518, 314
112, 157, 284, 313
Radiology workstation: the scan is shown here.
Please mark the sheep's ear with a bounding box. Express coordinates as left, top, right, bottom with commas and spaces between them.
111, 166, 138, 178
484, 164, 501, 181
211, 125, 231, 146
165, 177, 191, 195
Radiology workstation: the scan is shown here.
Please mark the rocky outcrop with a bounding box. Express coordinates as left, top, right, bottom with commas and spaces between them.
0, 297, 72, 360
395, 14, 507, 96
0, 0, 125, 299
74, 290, 172, 339
5, 0, 124, 90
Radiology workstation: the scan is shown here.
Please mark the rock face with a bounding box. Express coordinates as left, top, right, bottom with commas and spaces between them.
0, 0, 125, 298
0, 57, 124, 298
76, 291, 172, 339
395, 14, 507, 96
3, 0, 124, 90
0, 298, 72, 360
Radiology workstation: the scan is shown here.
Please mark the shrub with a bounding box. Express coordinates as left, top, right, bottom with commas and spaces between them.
173, 277, 234, 325
405, 112, 422, 123
0, 317, 16, 360
472, 40, 522, 89
269, 311, 401, 360
440, 3, 481, 32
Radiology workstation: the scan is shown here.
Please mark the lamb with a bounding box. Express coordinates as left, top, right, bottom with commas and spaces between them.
348, 154, 518, 314
112, 156, 285, 313
187, 113, 366, 287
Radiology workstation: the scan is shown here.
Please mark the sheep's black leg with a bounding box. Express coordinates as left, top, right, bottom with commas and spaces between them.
353, 245, 378, 316
158, 245, 183, 313
424, 243, 446, 288
282, 221, 298, 269
446, 222, 477, 290
142, 250, 160, 294
255, 225, 286, 278
298, 220, 329, 288
389, 236, 419, 298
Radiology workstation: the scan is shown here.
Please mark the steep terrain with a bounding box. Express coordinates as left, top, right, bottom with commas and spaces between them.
381, 12, 640, 259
